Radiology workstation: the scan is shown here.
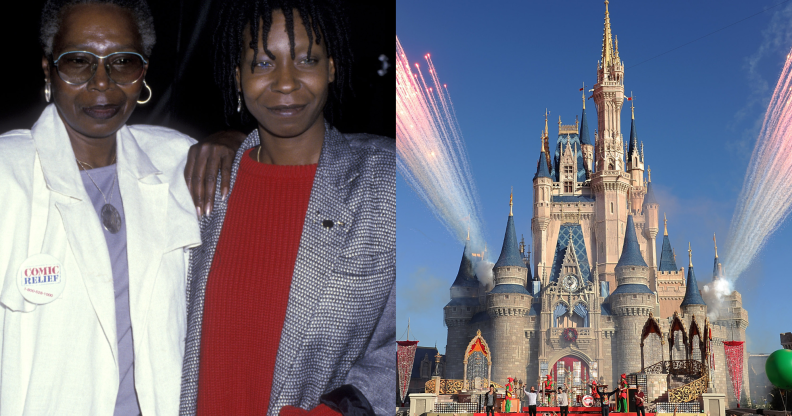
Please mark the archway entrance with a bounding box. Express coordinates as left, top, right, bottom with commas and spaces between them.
551, 355, 591, 399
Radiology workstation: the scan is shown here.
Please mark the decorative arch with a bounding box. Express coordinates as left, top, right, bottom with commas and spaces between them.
547, 349, 596, 388
573, 301, 589, 327
668, 311, 688, 362
553, 301, 569, 328
463, 329, 492, 386
688, 315, 708, 368
640, 312, 665, 372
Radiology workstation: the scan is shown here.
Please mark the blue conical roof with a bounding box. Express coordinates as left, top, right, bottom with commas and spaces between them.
616, 215, 648, 268
658, 235, 678, 271
533, 150, 552, 180
681, 265, 706, 306
494, 215, 525, 269
643, 181, 658, 206
628, 118, 638, 156
451, 243, 479, 288
580, 107, 592, 146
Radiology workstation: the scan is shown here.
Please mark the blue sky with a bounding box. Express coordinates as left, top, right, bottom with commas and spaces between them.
397, 0, 792, 354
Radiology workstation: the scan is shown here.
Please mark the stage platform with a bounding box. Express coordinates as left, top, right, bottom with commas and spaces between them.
471, 411, 658, 416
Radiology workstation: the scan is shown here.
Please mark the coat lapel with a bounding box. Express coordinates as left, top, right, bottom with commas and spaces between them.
115, 126, 173, 348
269, 127, 359, 407
30, 104, 119, 363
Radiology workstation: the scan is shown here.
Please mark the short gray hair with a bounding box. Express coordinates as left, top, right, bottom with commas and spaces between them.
40, 0, 156, 57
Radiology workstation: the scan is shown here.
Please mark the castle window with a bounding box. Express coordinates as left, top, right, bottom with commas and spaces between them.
610, 202, 614, 214
505, 295, 509, 299
607, 317, 611, 322
466, 307, 471, 311
453, 307, 457, 311
564, 166, 573, 175
632, 295, 637, 299
564, 182, 572, 193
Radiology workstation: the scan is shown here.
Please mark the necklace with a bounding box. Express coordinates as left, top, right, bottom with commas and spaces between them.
76, 155, 122, 234
257, 144, 262, 163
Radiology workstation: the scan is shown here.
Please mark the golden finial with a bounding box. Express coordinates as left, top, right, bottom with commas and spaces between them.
688, 242, 693, 268
558, 115, 562, 129
713, 233, 718, 258
664, 213, 668, 236
630, 92, 635, 120
614, 35, 620, 62
648, 166, 651, 182
673, 248, 677, 262
510, 187, 513, 216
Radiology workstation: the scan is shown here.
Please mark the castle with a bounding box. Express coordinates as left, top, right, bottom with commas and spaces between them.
442, 2, 750, 408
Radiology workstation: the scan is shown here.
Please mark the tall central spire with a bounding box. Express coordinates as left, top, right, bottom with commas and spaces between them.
601, 0, 614, 68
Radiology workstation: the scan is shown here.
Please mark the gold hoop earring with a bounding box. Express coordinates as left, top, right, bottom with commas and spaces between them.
236, 91, 242, 113
137, 80, 152, 105
45, 82, 51, 103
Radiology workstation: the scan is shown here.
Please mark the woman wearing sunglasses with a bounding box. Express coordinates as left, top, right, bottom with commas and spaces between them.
0, 0, 237, 414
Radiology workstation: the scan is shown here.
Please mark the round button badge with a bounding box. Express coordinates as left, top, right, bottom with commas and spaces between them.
17, 254, 66, 304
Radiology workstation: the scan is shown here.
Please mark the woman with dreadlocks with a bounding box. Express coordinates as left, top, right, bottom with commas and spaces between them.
179, 1, 395, 416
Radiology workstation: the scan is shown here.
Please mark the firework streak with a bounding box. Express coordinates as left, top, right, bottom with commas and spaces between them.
723, 50, 792, 280
396, 36, 486, 251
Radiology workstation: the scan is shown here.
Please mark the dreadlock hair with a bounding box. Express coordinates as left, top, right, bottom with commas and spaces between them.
40, 0, 156, 57
214, 0, 352, 127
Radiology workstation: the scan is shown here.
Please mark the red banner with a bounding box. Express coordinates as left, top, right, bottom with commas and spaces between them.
723, 341, 745, 405
397, 341, 420, 405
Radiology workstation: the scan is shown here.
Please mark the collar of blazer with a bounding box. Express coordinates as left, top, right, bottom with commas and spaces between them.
21, 104, 194, 363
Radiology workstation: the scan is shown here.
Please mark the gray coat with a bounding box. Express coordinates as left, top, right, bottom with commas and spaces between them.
179, 125, 396, 416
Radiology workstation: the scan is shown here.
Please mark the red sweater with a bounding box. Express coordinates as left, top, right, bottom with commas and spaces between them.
197, 148, 334, 416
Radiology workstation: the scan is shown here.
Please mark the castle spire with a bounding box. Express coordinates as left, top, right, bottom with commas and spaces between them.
582, 82, 586, 109
713, 233, 721, 280
658, 214, 678, 272
601, 0, 614, 68
616, 215, 648, 268
681, 243, 706, 307
494, 195, 524, 269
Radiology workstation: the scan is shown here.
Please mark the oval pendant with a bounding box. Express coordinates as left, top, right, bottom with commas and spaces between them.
101, 204, 122, 234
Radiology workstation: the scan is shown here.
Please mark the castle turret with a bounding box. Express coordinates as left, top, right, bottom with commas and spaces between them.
626, 101, 645, 196
591, 0, 630, 290
657, 214, 686, 316
443, 242, 481, 378
609, 214, 655, 378
680, 243, 707, 319
642, 173, 659, 289
533, 143, 553, 285
489, 193, 531, 384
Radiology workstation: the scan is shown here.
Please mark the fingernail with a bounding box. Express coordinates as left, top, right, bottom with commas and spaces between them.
205, 204, 212, 217
222, 190, 228, 201
196, 206, 202, 219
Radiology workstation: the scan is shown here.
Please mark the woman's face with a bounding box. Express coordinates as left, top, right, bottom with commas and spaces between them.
237, 9, 336, 139
42, 3, 147, 139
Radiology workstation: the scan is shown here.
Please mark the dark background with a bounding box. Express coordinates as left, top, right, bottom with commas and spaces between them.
1, 0, 395, 140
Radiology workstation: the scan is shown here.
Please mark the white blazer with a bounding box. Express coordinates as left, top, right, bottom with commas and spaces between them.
0, 105, 200, 415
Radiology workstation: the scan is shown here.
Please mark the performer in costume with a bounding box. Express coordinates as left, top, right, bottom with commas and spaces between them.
590, 379, 601, 405
544, 374, 555, 406
597, 386, 620, 416
617, 374, 628, 412
505, 377, 514, 412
